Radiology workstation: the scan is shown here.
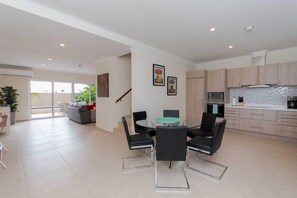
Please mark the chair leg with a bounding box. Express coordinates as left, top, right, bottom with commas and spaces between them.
186, 148, 228, 180
155, 157, 190, 191
122, 146, 154, 172
0, 146, 7, 169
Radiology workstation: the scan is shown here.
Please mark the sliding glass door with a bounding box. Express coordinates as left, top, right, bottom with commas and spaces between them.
30, 81, 53, 119
30, 81, 95, 119
54, 82, 72, 117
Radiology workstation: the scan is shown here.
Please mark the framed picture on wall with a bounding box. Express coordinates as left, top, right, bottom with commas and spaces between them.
97, 73, 109, 97
153, 64, 165, 86
167, 76, 177, 96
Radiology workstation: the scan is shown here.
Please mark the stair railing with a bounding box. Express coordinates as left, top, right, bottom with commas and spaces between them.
115, 88, 132, 103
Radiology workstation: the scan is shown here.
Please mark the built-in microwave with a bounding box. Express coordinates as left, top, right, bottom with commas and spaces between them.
207, 103, 225, 118
208, 92, 224, 102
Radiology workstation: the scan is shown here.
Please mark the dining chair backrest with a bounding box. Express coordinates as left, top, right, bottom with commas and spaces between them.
163, 110, 179, 118
156, 126, 187, 161
210, 119, 227, 155
122, 116, 132, 149
200, 112, 217, 134
133, 111, 147, 129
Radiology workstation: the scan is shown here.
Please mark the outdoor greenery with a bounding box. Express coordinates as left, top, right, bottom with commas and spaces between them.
0, 86, 19, 112
74, 84, 96, 103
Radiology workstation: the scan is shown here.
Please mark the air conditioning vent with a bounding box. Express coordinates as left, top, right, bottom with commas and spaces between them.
0, 68, 34, 77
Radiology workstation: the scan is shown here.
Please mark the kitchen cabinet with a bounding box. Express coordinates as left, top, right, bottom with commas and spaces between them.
277, 111, 297, 138
278, 61, 297, 85
258, 64, 278, 85
240, 119, 277, 135
241, 66, 259, 86
207, 69, 227, 92
186, 70, 206, 79
239, 109, 277, 121
239, 109, 277, 135
186, 71, 206, 127
227, 68, 242, 88
225, 107, 240, 129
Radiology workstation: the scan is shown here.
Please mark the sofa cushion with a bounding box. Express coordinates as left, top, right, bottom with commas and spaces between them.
86, 104, 94, 110
79, 105, 88, 112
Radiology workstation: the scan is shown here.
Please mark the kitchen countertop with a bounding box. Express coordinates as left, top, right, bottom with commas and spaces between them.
225, 104, 297, 112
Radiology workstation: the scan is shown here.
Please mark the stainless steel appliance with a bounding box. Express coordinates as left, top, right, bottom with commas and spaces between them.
207, 92, 224, 117
207, 103, 224, 117
208, 92, 224, 102
287, 96, 297, 109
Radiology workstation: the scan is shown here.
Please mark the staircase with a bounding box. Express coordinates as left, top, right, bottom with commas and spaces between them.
113, 114, 132, 137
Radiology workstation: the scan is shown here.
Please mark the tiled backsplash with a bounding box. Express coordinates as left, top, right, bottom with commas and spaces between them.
230, 86, 297, 105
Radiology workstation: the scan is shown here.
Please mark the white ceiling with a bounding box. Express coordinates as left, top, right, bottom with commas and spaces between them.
0, 4, 130, 74
1, 0, 297, 74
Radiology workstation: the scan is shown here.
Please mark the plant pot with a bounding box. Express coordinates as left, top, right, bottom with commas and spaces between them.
10, 112, 16, 125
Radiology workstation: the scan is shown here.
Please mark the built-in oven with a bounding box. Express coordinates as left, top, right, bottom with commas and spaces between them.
207, 92, 225, 117
207, 103, 225, 118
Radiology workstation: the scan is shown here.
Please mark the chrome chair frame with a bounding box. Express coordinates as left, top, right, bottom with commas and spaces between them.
0, 143, 8, 169
155, 159, 190, 192
186, 147, 227, 180
122, 145, 154, 172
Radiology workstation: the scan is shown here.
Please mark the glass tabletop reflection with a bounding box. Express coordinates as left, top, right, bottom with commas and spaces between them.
136, 117, 186, 129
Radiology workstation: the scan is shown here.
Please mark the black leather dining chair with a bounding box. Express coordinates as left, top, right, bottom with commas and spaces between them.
133, 111, 156, 137
163, 110, 179, 118
186, 119, 227, 180
122, 116, 154, 172
155, 126, 190, 191
187, 112, 216, 138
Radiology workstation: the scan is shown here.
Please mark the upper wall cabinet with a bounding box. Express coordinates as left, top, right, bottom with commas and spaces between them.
207, 69, 227, 92
241, 66, 259, 86
186, 70, 206, 79
227, 68, 242, 88
278, 61, 297, 85
258, 64, 278, 85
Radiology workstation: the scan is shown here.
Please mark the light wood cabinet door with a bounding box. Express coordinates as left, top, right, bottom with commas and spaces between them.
186, 70, 206, 79
227, 68, 242, 88
241, 66, 259, 86
240, 119, 277, 135
240, 109, 277, 121
225, 107, 240, 129
278, 61, 297, 85
207, 69, 227, 92
186, 77, 206, 127
258, 64, 278, 84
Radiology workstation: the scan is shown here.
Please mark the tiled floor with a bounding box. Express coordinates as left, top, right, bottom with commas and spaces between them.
0, 117, 297, 198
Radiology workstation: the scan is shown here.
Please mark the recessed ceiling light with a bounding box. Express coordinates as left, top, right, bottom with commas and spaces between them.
42, 64, 46, 67
228, 45, 233, 49
48, 58, 52, 61
210, 27, 216, 32
245, 25, 255, 32
59, 43, 65, 47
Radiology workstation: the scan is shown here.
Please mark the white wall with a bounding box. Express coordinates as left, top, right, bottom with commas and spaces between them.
196, 47, 297, 70
0, 67, 95, 121
131, 45, 195, 121
96, 54, 131, 132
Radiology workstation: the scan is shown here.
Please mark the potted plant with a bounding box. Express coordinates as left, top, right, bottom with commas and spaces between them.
0, 91, 5, 107
1, 86, 19, 125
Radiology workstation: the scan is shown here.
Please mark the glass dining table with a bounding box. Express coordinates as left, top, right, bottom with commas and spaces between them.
136, 117, 187, 129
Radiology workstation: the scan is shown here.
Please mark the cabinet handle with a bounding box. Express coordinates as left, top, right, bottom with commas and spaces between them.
250, 126, 263, 129
250, 113, 264, 116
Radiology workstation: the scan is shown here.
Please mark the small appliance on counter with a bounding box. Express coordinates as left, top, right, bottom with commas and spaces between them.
237, 96, 244, 107
287, 96, 297, 109
232, 97, 236, 106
